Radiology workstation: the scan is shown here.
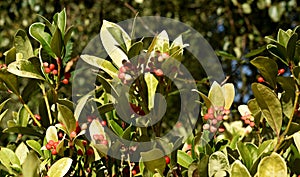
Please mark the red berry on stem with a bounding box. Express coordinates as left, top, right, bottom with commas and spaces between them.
64, 72, 71, 79
54, 141, 59, 148
165, 156, 170, 164
58, 132, 64, 139
34, 114, 41, 121
51, 149, 57, 155
70, 131, 77, 139
48, 140, 54, 146
49, 64, 55, 71
132, 170, 137, 175
62, 78, 69, 85
82, 140, 88, 146
44, 67, 51, 74
46, 143, 52, 150
86, 147, 94, 156
101, 120, 107, 126
52, 69, 58, 75
250, 121, 255, 127
278, 68, 285, 75
257, 76, 264, 83
77, 149, 83, 155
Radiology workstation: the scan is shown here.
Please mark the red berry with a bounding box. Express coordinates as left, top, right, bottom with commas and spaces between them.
48, 140, 54, 146
244, 119, 251, 125
82, 140, 88, 146
43, 62, 49, 67
101, 120, 107, 126
165, 156, 170, 164
46, 143, 52, 150
34, 114, 41, 121
250, 121, 255, 127
51, 149, 57, 155
154, 69, 164, 77
132, 170, 137, 175
278, 68, 285, 75
203, 114, 210, 120
77, 149, 83, 156
70, 131, 77, 139
52, 69, 58, 75
44, 67, 51, 73
86, 147, 94, 156
257, 76, 264, 83
218, 127, 225, 133
58, 132, 64, 139
64, 72, 71, 79
49, 64, 55, 71
62, 78, 69, 85
53, 141, 59, 148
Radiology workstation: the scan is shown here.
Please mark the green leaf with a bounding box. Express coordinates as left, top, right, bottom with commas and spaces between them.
277, 29, 290, 47
277, 76, 295, 118
145, 73, 158, 110
237, 142, 253, 170
47, 157, 72, 177
81, 55, 118, 79
251, 83, 282, 136
208, 151, 230, 177
216, 51, 239, 61
4, 47, 16, 65
53, 8, 66, 35
244, 45, 267, 58
268, 3, 285, 22
96, 74, 119, 97
100, 20, 130, 68
7, 59, 45, 80
0, 110, 8, 122
46, 126, 58, 142
29, 22, 55, 58
14, 30, 34, 59
287, 33, 298, 61
155, 30, 169, 53
250, 57, 278, 88
192, 89, 212, 109
141, 148, 166, 173
22, 151, 40, 177
0, 70, 19, 95
128, 41, 143, 59
26, 140, 43, 157
267, 44, 287, 65
3, 127, 43, 138
98, 103, 114, 115
15, 142, 29, 165
177, 150, 193, 169
257, 153, 287, 177
208, 81, 225, 107
231, 160, 251, 177
293, 131, 300, 154
17, 105, 29, 127
57, 104, 76, 135
0, 98, 10, 113
222, 83, 235, 109
0, 147, 21, 174
64, 26, 74, 46
50, 27, 63, 58
109, 119, 123, 137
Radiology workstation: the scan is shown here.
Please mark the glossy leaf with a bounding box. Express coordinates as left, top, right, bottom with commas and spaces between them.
81, 55, 118, 79
222, 83, 235, 109
89, 119, 109, 144
293, 131, 300, 154
237, 142, 253, 170
96, 74, 119, 97
277, 29, 290, 47
64, 26, 74, 46
98, 103, 114, 115
17, 105, 29, 127
141, 148, 166, 173
257, 153, 287, 177
22, 151, 40, 177
231, 160, 251, 177
287, 33, 298, 61
15, 142, 29, 165
0, 147, 21, 174
47, 157, 73, 177
208, 151, 230, 177
109, 119, 123, 137
4, 47, 16, 65
244, 45, 267, 58
0, 98, 10, 113
277, 76, 295, 118
100, 20, 130, 68
3, 127, 43, 138
155, 30, 169, 53
46, 126, 58, 142
192, 89, 212, 109
252, 83, 282, 136
145, 73, 158, 110
250, 57, 278, 88
7, 59, 45, 80
50, 27, 63, 58
267, 44, 287, 65
29, 22, 55, 58
0, 69, 19, 94
53, 8, 66, 35
58, 104, 76, 135
128, 41, 143, 59
208, 81, 224, 107
177, 150, 193, 169
14, 29, 34, 59
26, 140, 43, 157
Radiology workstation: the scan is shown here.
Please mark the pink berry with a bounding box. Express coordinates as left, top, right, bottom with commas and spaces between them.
46, 143, 52, 150
49, 64, 55, 71
62, 78, 69, 85
203, 124, 210, 130
52, 69, 58, 75
44, 67, 51, 73
48, 140, 54, 146
70, 131, 77, 139
43, 62, 49, 67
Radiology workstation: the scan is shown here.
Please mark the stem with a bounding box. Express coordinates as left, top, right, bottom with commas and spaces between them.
39, 83, 53, 125
22, 101, 42, 127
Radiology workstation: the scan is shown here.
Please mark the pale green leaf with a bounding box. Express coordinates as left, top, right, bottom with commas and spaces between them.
208, 81, 225, 107
222, 83, 235, 109
46, 126, 58, 142
145, 73, 158, 110
48, 157, 73, 177
257, 153, 287, 177
15, 142, 29, 165
231, 160, 251, 177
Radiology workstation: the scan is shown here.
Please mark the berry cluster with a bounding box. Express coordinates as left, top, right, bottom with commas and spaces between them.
46, 140, 60, 155
118, 51, 172, 84
93, 134, 108, 146
202, 106, 229, 133
43, 62, 57, 75
241, 112, 255, 127
0, 63, 7, 69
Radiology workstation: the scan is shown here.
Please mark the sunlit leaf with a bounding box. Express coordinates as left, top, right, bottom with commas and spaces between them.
231, 160, 251, 177
141, 148, 166, 173
257, 153, 287, 177
145, 73, 158, 110
208, 151, 230, 177
208, 81, 224, 107
7, 59, 45, 80
47, 157, 72, 177
14, 30, 34, 59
